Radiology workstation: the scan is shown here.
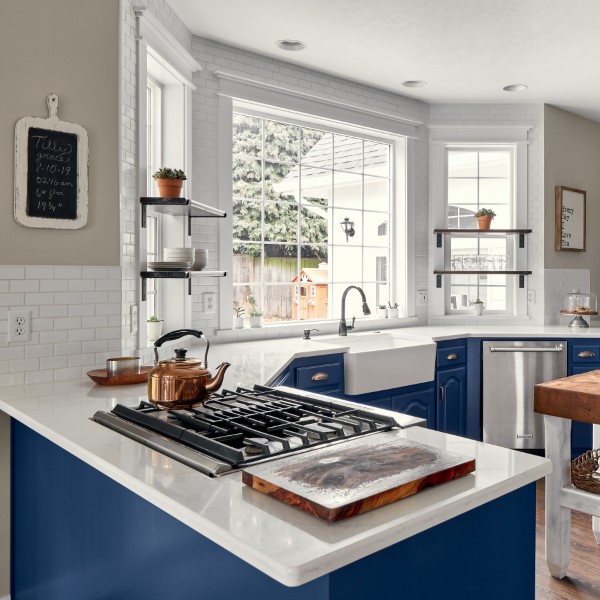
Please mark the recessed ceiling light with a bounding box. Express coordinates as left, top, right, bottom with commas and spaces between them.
503, 84, 528, 92
402, 80, 427, 88
276, 39, 307, 52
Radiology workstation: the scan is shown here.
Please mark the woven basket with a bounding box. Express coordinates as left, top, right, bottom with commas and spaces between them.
571, 449, 600, 494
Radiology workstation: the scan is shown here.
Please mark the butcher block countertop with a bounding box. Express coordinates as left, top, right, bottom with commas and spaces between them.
535, 369, 600, 424
0, 379, 550, 586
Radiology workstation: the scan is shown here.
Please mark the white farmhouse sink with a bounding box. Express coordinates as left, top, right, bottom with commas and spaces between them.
312, 332, 436, 395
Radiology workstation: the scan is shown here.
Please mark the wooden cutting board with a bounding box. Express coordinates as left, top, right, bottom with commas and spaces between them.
242, 432, 475, 522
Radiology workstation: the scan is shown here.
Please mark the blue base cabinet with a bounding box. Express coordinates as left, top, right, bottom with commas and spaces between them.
11, 420, 537, 600
392, 386, 436, 429
436, 341, 467, 437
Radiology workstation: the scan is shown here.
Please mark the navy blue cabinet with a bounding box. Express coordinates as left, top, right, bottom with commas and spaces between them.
435, 341, 467, 437
568, 341, 598, 455
270, 353, 344, 398
393, 387, 436, 429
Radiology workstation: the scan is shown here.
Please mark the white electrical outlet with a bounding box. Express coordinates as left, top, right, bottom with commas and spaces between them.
130, 305, 138, 334
417, 290, 428, 306
203, 292, 217, 313
528, 290, 536, 305
8, 309, 31, 342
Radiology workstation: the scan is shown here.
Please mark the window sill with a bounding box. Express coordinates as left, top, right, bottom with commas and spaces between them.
212, 316, 421, 343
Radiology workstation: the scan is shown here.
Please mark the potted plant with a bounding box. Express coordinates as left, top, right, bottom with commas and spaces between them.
388, 301, 399, 318
377, 304, 387, 318
470, 298, 484, 316
147, 315, 163, 341
247, 294, 263, 328
152, 167, 187, 199
233, 302, 245, 329
474, 208, 496, 230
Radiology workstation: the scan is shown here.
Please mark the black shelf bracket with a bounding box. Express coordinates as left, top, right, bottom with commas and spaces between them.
519, 233, 525, 248
436, 274, 442, 288
519, 274, 525, 288
141, 204, 147, 229
436, 233, 443, 248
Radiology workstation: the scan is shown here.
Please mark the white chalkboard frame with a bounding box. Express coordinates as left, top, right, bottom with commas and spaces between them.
555, 185, 586, 252
14, 94, 89, 229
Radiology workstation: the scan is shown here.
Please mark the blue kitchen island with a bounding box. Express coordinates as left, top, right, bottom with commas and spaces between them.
2, 377, 549, 600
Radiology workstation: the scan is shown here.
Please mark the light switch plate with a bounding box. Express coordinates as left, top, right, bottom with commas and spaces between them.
130, 305, 138, 334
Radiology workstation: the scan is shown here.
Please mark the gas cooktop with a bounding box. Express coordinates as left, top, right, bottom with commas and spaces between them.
92, 385, 418, 476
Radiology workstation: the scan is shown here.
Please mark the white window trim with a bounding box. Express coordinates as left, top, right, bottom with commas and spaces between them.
135, 8, 200, 347
429, 125, 531, 318
218, 92, 414, 330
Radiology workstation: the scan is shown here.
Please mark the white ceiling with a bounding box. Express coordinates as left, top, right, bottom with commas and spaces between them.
167, 0, 600, 123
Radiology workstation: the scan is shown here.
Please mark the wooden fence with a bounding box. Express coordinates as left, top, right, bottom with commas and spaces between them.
232, 256, 318, 319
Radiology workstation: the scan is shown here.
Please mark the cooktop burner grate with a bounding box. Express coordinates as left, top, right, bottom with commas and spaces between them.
93, 385, 398, 476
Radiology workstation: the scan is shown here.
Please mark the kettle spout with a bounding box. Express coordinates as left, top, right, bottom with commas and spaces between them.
205, 362, 231, 395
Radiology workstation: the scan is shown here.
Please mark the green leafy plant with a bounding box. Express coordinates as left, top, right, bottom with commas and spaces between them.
388, 301, 398, 309
474, 208, 496, 218
147, 315, 162, 322
470, 298, 484, 305
247, 293, 264, 317
233, 302, 245, 317
152, 167, 187, 181
378, 304, 386, 310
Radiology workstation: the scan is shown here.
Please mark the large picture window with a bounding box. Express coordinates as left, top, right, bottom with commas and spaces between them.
232, 112, 393, 323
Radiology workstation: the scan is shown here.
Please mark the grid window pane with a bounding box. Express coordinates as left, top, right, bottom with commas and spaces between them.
446, 148, 513, 313
233, 112, 392, 323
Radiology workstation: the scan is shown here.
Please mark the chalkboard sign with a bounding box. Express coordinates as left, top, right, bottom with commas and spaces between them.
27, 127, 78, 219
15, 94, 88, 229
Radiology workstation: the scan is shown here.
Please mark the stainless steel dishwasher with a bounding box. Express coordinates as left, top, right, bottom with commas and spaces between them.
482, 340, 567, 450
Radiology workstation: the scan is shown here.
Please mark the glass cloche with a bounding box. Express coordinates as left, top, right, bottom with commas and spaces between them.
560, 289, 598, 328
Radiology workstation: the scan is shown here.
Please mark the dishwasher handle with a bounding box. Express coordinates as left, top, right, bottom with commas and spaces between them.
488, 345, 564, 353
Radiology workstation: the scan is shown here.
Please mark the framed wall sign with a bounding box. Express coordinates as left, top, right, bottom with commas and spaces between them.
555, 185, 586, 252
14, 94, 88, 229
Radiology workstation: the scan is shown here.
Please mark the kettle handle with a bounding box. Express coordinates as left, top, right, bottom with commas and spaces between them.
153, 329, 209, 367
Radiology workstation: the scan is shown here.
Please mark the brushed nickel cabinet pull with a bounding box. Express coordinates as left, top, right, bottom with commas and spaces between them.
311, 372, 329, 381
447, 353, 458, 360
578, 351, 596, 358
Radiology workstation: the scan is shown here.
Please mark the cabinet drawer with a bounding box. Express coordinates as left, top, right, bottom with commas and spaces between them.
436, 345, 466, 368
570, 344, 600, 364
296, 361, 343, 390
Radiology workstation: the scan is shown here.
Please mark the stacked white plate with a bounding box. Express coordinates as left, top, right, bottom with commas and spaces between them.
164, 247, 195, 262
147, 261, 192, 272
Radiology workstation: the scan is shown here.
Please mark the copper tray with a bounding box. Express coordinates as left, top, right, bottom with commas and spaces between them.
87, 366, 152, 386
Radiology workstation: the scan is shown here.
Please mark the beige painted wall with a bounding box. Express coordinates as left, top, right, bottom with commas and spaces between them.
0, 0, 120, 266
544, 105, 600, 293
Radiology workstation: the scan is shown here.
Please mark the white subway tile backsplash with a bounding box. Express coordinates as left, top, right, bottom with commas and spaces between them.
54, 267, 82, 279
40, 305, 69, 318
39, 331, 68, 344
0, 267, 25, 280
39, 356, 68, 370
24, 370, 54, 384
40, 280, 69, 292
10, 358, 39, 372
10, 280, 39, 293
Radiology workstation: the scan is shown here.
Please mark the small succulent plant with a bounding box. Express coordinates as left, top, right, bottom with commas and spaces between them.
474, 208, 496, 218
152, 168, 187, 180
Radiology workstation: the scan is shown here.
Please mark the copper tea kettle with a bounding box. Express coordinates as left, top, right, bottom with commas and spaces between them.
148, 329, 230, 410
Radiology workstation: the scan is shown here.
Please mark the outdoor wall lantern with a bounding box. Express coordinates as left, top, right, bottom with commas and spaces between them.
340, 217, 355, 242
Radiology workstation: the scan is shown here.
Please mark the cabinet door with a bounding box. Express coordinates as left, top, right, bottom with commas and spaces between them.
436, 366, 467, 437
392, 389, 435, 428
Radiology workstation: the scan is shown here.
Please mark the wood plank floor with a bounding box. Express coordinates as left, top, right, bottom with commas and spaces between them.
536, 480, 600, 599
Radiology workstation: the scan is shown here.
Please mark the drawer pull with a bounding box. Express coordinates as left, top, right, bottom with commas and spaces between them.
578, 351, 596, 358
311, 372, 329, 381
446, 353, 458, 360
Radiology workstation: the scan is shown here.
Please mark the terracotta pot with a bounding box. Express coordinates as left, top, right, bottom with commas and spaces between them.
156, 178, 184, 198
476, 216, 493, 230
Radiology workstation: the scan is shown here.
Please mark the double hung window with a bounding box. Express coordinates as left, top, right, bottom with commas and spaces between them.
446, 147, 514, 313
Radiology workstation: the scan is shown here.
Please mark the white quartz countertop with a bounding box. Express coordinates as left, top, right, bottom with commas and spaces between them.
0, 376, 551, 586
196, 323, 600, 392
